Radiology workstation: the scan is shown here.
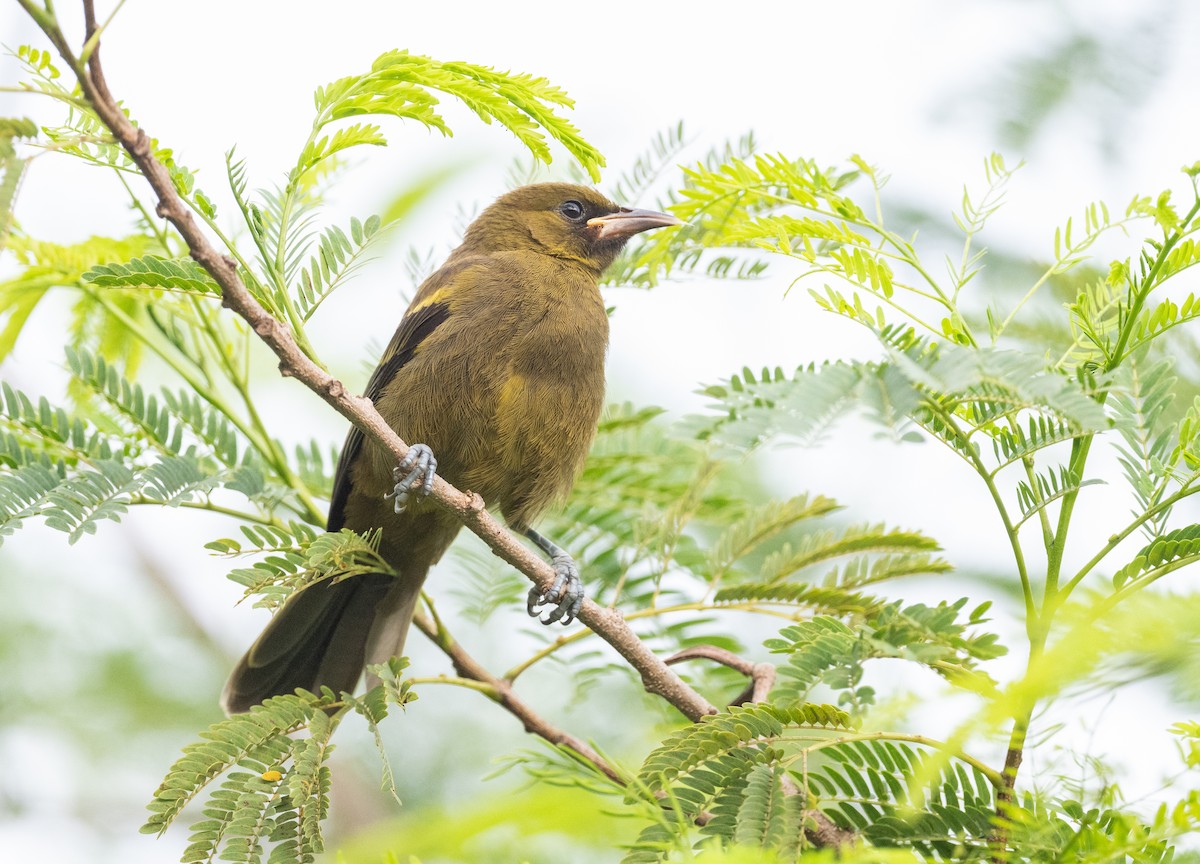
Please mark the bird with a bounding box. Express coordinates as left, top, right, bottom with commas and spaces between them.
222, 183, 681, 714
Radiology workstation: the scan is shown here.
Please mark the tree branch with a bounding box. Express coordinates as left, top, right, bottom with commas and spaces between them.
35, 1, 717, 724
411, 609, 624, 784
665, 645, 776, 706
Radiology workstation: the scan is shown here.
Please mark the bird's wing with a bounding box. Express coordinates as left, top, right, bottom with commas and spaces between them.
324, 263, 467, 531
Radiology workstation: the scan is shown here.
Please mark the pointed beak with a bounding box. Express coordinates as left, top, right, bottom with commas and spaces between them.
587, 207, 682, 241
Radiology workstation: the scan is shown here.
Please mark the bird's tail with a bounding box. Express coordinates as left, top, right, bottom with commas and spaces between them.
221, 571, 425, 715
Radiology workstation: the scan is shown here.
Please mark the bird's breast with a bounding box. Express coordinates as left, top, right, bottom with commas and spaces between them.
365, 255, 611, 528
471, 265, 610, 525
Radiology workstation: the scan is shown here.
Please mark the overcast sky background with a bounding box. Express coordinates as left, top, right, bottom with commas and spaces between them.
2, 1, 1199, 861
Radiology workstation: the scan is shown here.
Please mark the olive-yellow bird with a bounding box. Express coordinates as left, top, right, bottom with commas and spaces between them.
222, 183, 680, 713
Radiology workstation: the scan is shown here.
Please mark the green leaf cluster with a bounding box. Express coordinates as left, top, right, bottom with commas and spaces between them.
766, 598, 1002, 716
669, 146, 1200, 862
143, 661, 414, 864
218, 527, 395, 610
626, 704, 1003, 862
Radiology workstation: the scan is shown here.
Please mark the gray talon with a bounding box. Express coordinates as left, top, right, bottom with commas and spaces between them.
526, 553, 582, 626
386, 444, 437, 513
526, 586, 542, 617
522, 527, 584, 626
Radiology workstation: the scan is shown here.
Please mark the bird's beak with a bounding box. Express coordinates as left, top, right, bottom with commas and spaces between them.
588, 207, 682, 240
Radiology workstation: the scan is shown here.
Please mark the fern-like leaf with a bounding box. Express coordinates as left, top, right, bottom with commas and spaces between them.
293, 215, 383, 320
141, 693, 331, 837
83, 256, 220, 295
1015, 465, 1105, 527
807, 739, 995, 859
705, 493, 840, 583
225, 528, 395, 610
1109, 356, 1176, 531
1111, 523, 1200, 590
695, 361, 871, 452
607, 121, 688, 206
288, 709, 334, 856
0, 461, 62, 542
40, 458, 137, 541
767, 599, 1003, 709
0, 115, 37, 253
754, 523, 945, 585
638, 703, 852, 801
714, 582, 885, 617
308, 50, 604, 182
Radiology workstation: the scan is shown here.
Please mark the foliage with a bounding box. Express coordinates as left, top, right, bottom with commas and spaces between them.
141, 658, 413, 864
653, 147, 1200, 861
4, 6, 1200, 864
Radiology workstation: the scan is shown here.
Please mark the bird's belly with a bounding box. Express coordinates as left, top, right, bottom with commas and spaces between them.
465, 307, 608, 528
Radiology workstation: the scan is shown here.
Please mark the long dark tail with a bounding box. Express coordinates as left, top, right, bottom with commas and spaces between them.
221, 572, 424, 715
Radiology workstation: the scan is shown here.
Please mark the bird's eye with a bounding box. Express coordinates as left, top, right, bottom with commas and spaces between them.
559, 200, 585, 221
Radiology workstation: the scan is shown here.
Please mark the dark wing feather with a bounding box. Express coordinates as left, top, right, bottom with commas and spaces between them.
326, 298, 450, 531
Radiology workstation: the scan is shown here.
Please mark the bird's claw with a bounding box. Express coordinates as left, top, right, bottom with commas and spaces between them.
385, 444, 437, 513
526, 554, 584, 626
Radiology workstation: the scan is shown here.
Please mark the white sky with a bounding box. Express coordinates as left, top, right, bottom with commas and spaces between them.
2, 1, 1199, 861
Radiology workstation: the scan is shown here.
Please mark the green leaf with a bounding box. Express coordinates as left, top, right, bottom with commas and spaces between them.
293, 214, 385, 321
306, 50, 604, 182
142, 693, 334, 838
226, 528, 395, 610
767, 599, 1003, 710
639, 703, 852, 801
83, 256, 221, 295
1111, 524, 1200, 590
705, 494, 841, 582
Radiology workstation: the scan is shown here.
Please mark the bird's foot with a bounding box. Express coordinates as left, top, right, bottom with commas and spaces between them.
386, 444, 437, 513
526, 552, 584, 626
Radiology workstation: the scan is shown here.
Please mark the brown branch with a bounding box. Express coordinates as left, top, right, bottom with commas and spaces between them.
665, 645, 776, 706
412, 610, 722, 834
411, 610, 623, 784
802, 800, 858, 849
27, 5, 855, 849
30, 1, 717, 724
989, 717, 1027, 861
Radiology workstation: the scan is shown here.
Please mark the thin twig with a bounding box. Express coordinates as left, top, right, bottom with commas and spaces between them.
411, 610, 623, 784
665, 645, 776, 706
414, 608, 854, 847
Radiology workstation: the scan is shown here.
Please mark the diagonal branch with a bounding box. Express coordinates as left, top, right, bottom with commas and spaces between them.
412, 609, 623, 784
31, 0, 717, 724
22, 6, 862, 848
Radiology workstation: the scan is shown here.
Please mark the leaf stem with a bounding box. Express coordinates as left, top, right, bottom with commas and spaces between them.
1107, 197, 1200, 369
405, 675, 498, 698
78, 0, 126, 64
129, 495, 283, 527
922, 399, 1034, 621
996, 216, 1141, 340
1061, 474, 1200, 597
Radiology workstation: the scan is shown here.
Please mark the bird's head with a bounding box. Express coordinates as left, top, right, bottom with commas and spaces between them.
458, 183, 681, 274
